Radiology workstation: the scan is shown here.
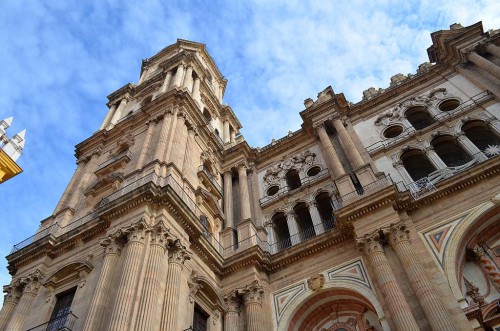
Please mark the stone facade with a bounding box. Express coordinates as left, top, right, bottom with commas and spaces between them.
2, 22, 500, 331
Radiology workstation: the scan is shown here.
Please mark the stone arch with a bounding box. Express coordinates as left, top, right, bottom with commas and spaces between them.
442, 197, 500, 307
44, 260, 94, 289
430, 134, 472, 167
277, 280, 387, 331
400, 148, 436, 181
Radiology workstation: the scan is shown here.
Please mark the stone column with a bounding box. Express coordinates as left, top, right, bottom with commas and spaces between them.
265, 221, 276, 254
100, 103, 117, 130
138, 65, 150, 84
485, 43, 500, 58
192, 77, 201, 104
425, 147, 447, 169
456, 66, 500, 99
457, 133, 488, 161
135, 223, 170, 331
315, 125, 346, 179
467, 51, 500, 80
154, 109, 175, 162
237, 163, 252, 222
285, 208, 300, 245
386, 222, 457, 331
223, 171, 234, 228
107, 221, 148, 331
170, 113, 188, 169
357, 233, 419, 331
183, 66, 194, 92
136, 119, 157, 171
0, 285, 21, 331
223, 121, 231, 144
230, 130, 236, 143
161, 240, 191, 331
306, 197, 325, 235
67, 151, 101, 214
172, 64, 185, 87
332, 118, 365, 169
5, 271, 43, 331
242, 282, 264, 331
249, 165, 263, 226
160, 70, 173, 93
223, 295, 240, 331
109, 96, 129, 125
82, 236, 123, 331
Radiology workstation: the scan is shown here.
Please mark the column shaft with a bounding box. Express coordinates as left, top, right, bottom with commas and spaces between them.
67, 153, 100, 211
160, 71, 173, 93
486, 43, 500, 58
136, 120, 156, 170
135, 242, 167, 330
5, 294, 35, 331
468, 51, 500, 80
154, 111, 173, 162
100, 104, 117, 130
107, 233, 146, 331
192, 77, 201, 104
224, 172, 234, 228
163, 111, 179, 162
426, 149, 448, 169
237, 165, 252, 222
82, 241, 121, 331
245, 303, 261, 331
183, 66, 194, 92
223, 121, 230, 143
224, 311, 239, 331
457, 134, 488, 161
110, 98, 128, 125
456, 66, 500, 99
286, 212, 300, 245
308, 202, 325, 235
172, 64, 185, 87
390, 229, 456, 330
170, 115, 188, 169
53, 160, 86, 214
316, 125, 346, 179
161, 262, 182, 331
368, 250, 419, 330
332, 119, 365, 169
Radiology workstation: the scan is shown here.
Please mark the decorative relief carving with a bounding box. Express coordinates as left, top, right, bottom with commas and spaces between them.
2, 284, 21, 304
307, 274, 325, 291
21, 270, 43, 296
386, 220, 411, 246
188, 271, 203, 303
168, 239, 191, 265
240, 280, 264, 305
263, 149, 317, 186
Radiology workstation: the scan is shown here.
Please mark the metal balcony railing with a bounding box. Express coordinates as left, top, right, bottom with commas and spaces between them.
198, 165, 222, 194
330, 175, 394, 209
27, 312, 77, 331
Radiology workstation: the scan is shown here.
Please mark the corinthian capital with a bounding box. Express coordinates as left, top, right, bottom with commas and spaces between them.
223, 291, 240, 313
21, 270, 43, 296
3, 284, 21, 304
168, 239, 191, 265
100, 235, 123, 256
149, 221, 172, 250
385, 220, 411, 247
356, 231, 384, 255
124, 219, 149, 244
240, 280, 264, 306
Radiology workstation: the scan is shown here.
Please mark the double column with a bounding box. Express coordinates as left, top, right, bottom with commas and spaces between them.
161, 239, 191, 331
315, 124, 346, 179
223, 281, 264, 331
386, 221, 456, 330
107, 221, 149, 331
332, 118, 365, 170
4, 271, 43, 331
83, 236, 123, 331
357, 233, 420, 330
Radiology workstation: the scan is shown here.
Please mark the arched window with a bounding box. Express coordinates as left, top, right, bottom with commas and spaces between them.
286, 169, 301, 190
401, 149, 436, 181
272, 212, 291, 252
294, 203, 315, 241
315, 192, 335, 230
462, 120, 500, 157
405, 106, 436, 130
203, 108, 212, 123
431, 135, 472, 167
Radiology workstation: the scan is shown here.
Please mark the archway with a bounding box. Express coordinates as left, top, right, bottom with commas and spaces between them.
401, 149, 436, 181
283, 287, 386, 331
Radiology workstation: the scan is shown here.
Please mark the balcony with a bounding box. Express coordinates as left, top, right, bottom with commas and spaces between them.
10, 172, 224, 258
27, 312, 77, 331
366, 91, 493, 154
332, 175, 394, 208
197, 165, 222, 196
259, 168, 330, 207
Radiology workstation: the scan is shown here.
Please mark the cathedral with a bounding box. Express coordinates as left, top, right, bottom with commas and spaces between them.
1, 21, 500, 331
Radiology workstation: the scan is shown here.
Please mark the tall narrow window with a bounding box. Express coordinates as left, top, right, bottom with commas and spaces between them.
286, 169, 301, 190
47, 288, 76, 331
272, 212, 291, 252
193, 304, 209, 331
401, 149, 436, 181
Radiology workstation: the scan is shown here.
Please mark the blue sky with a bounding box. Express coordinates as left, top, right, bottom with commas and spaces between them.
1, 0, 499, 287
